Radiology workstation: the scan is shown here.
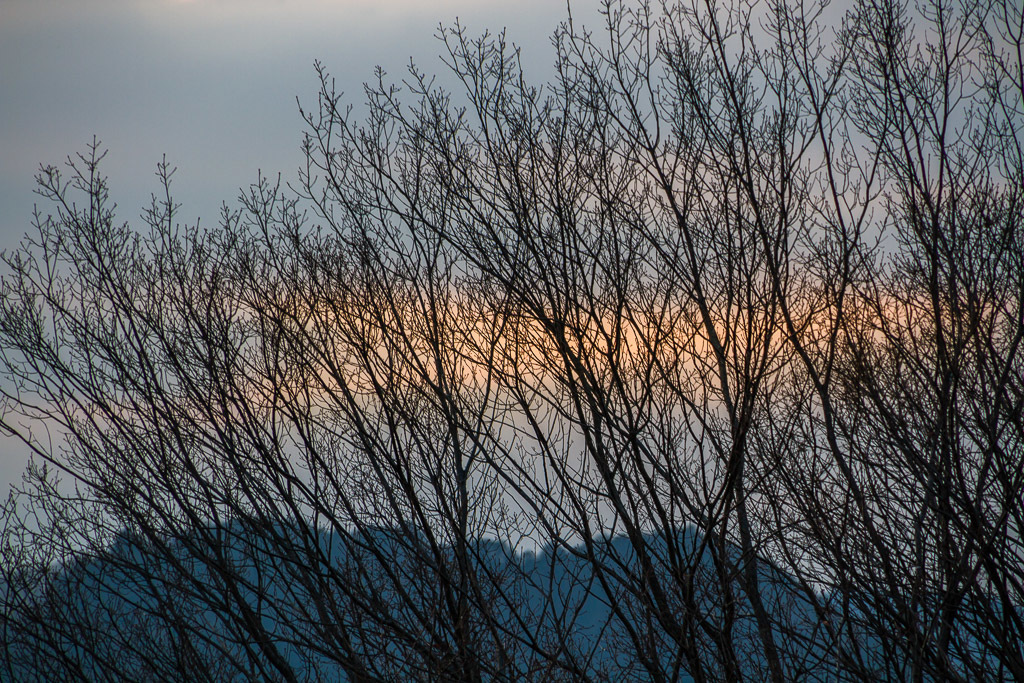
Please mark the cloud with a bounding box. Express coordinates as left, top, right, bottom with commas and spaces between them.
0, 0, 583, 496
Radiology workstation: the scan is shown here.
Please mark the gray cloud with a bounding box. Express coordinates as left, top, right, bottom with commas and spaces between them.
1, 0, 593, 496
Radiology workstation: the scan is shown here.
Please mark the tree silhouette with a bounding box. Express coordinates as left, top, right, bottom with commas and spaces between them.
2, 0, 1022, 680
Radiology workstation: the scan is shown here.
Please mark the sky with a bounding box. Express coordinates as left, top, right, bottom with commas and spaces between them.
0, 0, 590, 498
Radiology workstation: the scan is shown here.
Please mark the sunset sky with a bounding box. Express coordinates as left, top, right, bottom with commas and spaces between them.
0, 0, 591, 495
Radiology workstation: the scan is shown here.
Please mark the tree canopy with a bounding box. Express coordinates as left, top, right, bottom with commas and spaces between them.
2, 0, 1023, 680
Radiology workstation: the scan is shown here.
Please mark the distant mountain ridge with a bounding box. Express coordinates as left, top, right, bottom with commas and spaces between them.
2, 519, 849, 681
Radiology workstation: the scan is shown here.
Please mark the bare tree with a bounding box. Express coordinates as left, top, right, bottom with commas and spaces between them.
2, 0, 1021, 680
